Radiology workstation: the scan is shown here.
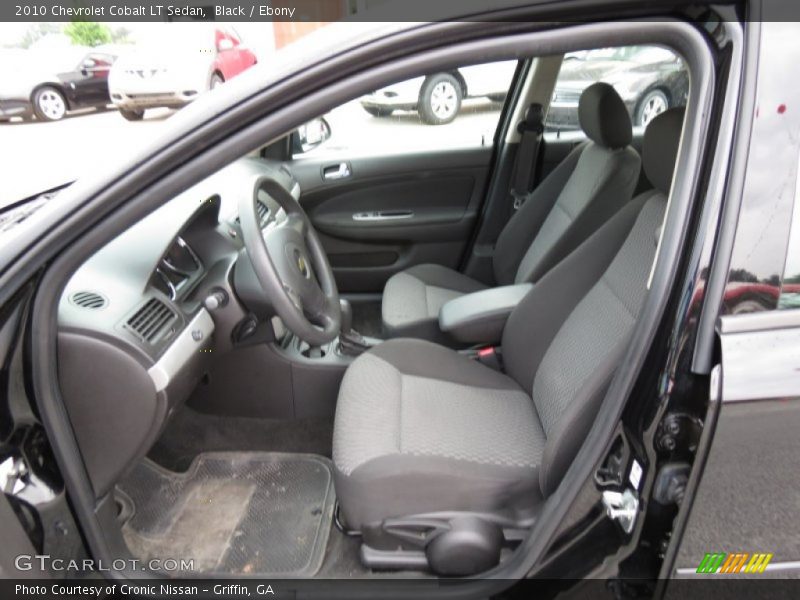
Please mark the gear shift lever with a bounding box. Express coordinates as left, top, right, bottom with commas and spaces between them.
338, 299, 371, 356
340, 298, 353, 336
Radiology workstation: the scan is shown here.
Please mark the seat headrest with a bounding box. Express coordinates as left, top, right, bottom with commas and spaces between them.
578, 82, 633, 149
643, 107, 685, 194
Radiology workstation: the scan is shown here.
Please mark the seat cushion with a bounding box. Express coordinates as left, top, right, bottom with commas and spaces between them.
381, 264, 487, 342
332, 339, 545, 530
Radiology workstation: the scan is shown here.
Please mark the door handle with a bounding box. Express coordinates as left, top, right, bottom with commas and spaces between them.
352, 211, 414, 221
322, 162, 351, 181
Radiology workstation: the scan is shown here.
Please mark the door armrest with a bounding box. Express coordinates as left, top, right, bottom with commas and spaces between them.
439, 283, 533, 345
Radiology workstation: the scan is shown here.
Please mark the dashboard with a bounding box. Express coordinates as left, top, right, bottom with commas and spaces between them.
56, 157, 293, 497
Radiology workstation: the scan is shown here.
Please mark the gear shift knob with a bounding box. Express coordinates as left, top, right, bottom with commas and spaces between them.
339, 299, 353, 335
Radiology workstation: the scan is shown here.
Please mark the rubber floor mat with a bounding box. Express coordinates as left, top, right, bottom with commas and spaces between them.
116, 452, 335, 577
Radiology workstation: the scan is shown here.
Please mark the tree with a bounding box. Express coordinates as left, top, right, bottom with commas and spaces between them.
20, 23, 61, 49
111, 26, 132, 44
64, 22, 111, 47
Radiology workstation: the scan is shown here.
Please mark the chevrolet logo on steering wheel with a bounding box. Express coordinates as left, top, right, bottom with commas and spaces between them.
296, 253, 310, 278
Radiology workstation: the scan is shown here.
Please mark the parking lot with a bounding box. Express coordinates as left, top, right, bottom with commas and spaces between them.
1, 97, 502, 208
1, 107, 172, 207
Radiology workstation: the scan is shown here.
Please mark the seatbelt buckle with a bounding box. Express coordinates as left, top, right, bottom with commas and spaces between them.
510, 189, 530, 211
475, 346, 503, 371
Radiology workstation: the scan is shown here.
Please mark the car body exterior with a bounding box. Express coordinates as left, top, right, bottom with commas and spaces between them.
0, 47, 116, 122
108, 24, 257, 120
359, 60, 518, 124
546, 45, 689, 129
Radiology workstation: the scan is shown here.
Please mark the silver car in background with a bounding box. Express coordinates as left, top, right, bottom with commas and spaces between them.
360, 60, 518, 124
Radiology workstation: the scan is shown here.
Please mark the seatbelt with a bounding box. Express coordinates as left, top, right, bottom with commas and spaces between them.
510, 103, 545, 210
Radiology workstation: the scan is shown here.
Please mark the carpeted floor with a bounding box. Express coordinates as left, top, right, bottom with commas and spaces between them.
148, 406, 333, 472
139, 405, 432, 579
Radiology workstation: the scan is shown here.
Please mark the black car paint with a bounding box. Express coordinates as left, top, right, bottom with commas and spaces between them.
666, 19, 800, 577
545, 48, 689, 130
0, 2, 797, 594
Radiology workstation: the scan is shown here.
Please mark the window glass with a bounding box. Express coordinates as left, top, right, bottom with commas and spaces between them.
301, 60, 518, 156
778, 152, 800, 309
544, 44, 688, 137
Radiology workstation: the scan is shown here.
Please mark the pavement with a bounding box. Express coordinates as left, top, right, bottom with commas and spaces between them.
0, 97, 503, 209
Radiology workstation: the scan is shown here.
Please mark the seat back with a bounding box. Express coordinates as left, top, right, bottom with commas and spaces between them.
501, 107, 685, 496
493, 83, 641, 286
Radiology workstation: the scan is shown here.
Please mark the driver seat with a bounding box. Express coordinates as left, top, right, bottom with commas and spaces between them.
332, 108, 684, 573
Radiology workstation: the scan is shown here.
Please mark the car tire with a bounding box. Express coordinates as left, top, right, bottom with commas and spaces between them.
636, 89, 669, 127
32, 86, 67, 122
730, 298, 768, 315
210, 73, 225, 89
363, 106, 394, 117
119, 109, 145, 121
418, 73, 462, 125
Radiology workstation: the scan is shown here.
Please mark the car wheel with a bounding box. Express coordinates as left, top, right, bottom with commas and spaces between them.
363, 106, 394, 117
730, 298, 767, 315
419, 73, 462, 125
32, 86, 67, 121
210, 73, 225, 89
119, 109, 145, 121
636, 89, 669, 127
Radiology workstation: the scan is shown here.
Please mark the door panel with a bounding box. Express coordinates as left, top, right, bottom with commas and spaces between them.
291, 146, 492, 292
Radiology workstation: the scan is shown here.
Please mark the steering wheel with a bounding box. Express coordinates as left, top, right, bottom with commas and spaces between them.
239, 174, 341, 346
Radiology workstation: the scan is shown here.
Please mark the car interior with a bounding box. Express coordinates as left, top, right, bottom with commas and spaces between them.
52, 32, 697, 580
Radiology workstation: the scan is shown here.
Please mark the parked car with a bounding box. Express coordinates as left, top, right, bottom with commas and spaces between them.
0, 47, 116, 122
360, 60, 517, 124
1, 4, 800, 596
108, 24, 257, 121
547, 45, 689, 129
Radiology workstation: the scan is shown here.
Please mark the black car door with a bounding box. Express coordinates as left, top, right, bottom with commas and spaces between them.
60, 52, 113, 108
287, 61, 520, 293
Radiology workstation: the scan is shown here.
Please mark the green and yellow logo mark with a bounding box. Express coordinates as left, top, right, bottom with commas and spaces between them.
696, 552, 773, 574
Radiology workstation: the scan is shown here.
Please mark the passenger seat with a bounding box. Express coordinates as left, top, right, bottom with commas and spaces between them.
382, 82, 642, 343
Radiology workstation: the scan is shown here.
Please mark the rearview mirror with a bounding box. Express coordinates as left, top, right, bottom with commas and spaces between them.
293, 118, 332, 154
81, 58, 96, 70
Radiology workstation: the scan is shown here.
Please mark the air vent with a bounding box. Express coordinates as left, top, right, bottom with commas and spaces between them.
124, 297, 176, 343
70, 291, 107, 309
234, 200, 269, 227
256, 200, 269, 224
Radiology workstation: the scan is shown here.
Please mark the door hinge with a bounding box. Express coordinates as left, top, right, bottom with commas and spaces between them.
602, 488, 639, 534
0, 456, 29, 495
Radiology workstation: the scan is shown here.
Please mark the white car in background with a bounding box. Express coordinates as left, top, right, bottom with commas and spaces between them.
108, 24, 257, 121
360, 60, 518, 124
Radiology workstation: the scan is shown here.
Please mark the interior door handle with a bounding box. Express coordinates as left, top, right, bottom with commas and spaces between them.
322, 162, 351, 181
352, 211, 414, 221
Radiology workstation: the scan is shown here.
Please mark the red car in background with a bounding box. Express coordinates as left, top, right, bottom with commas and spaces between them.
108, 25, 257, 121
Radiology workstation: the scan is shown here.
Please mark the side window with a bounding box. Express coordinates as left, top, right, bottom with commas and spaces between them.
300, 60, 518, 156
88, 53, 113, 68
544, 45, 688, 137
779, 153, 800, 309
